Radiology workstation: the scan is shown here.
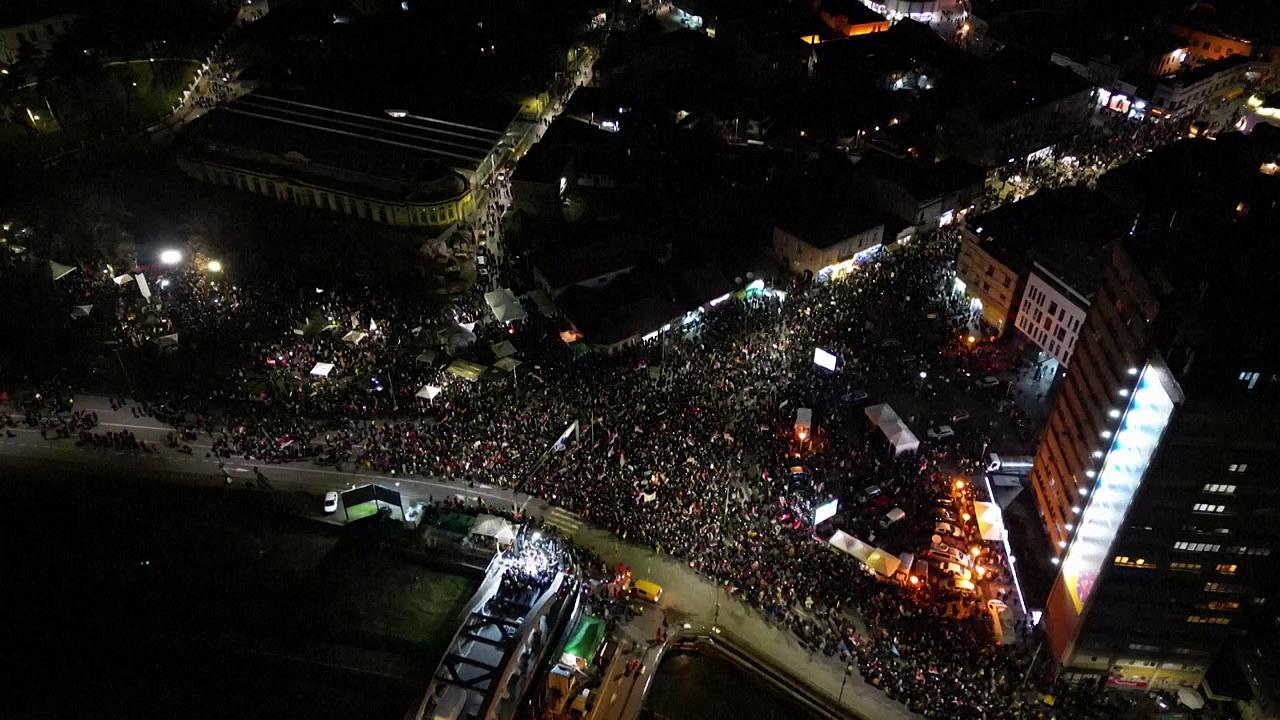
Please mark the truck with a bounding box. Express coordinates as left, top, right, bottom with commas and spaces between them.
986, 453, 1034, 476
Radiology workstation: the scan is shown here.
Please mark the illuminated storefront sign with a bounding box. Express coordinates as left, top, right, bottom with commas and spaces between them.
1061, 364, 1176, 612
817, 244, 883, 283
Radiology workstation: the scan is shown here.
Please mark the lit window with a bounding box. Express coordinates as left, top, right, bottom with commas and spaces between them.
1227, 463, 1248, 473
1216, 564, 1238, 575
1114, 556, 1156, 569
1206, 601, 1240, 611
1171, 562, 1202, 573
1175, 542, 1221, 553
1202, 484, 1237, 495
1192, 503, 1226, 513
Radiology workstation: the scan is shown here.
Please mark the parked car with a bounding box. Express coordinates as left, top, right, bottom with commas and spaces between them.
976, 376, 1000, 389
934, 508, 958, 523
856, 485, 883, 504
927, 425, 956, 440
935, 522, 962, 537
880, 508, 907, 529
323, 491, 339, 514
939, 562, 973, 580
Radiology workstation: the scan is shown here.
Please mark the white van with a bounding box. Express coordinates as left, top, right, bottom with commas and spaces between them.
880, 507, 906, 529
986, 453, 1034, 476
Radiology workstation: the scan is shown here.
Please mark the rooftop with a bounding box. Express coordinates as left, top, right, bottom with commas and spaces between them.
181, 95, 487, 204
1159, 52, 1250, 87
0, 0, 74, 27
857, 154, 987, 202
968, 187, 1125, 294
191, 93, 511, 177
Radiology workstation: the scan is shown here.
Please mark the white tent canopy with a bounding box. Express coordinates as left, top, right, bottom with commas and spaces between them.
827, 530, 901, 577
493, 356, 522, 372
972, 500, 1005, 541
416, 384, 442, 400
490, 340, 517, 359
341, 330, 367, 345
484, 288, 527, 324
310, 362, 335, 377
471, 514, 518, 543
70, 304, 93, 319
49, 260, 77, 281
864, 403, 920, 455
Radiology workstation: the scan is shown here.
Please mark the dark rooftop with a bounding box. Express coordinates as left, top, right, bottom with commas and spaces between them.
182, 95, 477, 204
857, 154, 987, 202
776, 202, 885, 250
535, 234, 654, 292
968, 187, 1124, 294
1160, 52, 1250, 86
192, 93, 509, 177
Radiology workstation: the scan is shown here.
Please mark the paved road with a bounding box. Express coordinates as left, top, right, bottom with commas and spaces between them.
0, 394, 915, 720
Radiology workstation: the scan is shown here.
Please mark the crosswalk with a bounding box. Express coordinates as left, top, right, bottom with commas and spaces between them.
543, 506, 582, 537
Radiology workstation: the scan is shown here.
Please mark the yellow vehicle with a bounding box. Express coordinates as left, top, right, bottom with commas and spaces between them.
631, 579, 664, 603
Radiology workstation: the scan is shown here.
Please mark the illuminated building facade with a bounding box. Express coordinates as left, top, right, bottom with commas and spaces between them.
1034, 134, 1280, 691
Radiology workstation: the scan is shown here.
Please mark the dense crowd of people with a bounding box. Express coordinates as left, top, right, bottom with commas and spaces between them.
15, 220, 1151, 718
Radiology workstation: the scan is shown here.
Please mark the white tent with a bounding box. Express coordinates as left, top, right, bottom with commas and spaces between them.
112, 273, 135, 286
49, 260, 77, 281
827, 530, 902, 577
415, 349, 439, 364
972, 500, 1005, 541
152, 333, 179, 348
135, 273, 152, 301
416, 384, 442, 400
484, 288, 528, 324
864, 403, 920, 455
341, 330, 367, 345
490, 340, 517, 359
310, 362, 335, 377
471, 514, 518, 543
70, 304, 93, 319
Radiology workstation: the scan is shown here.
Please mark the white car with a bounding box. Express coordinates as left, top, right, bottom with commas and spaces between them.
939, 562, 972, 580
324, 491, 339, 514
935, 522, 962, 537
928, 425, 956, 440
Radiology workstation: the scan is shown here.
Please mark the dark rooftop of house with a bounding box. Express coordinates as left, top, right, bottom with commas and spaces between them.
777, 201, 886, 250
857, 154, 987, 201
535, 234, 655, 292
557, 260, 731, 346
968, 187, 1125, 294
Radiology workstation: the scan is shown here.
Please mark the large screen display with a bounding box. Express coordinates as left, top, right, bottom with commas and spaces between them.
1061, 364, 1176, 612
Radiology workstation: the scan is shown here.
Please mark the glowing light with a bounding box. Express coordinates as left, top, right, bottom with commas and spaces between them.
159, 249, 183, 265
1128, 367, 1139, 376
1108, 409, 1121, 418
1092, 450, 1103, 458
206, 260, 223, 273
954, 479, 966, 489
966, 335, 976, 344
1085, 470, 1096, 478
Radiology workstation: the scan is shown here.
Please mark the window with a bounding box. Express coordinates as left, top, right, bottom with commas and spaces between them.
1003, 276, 1012, 288
1216, 564, 1238, 575
1202, 484, 1237, 494
1171, 562, 1202, 573
1193, 503, 1226, 514
1175, 542, 1220, 553
1205, 601, 1240, 611
1114, 556, 1156, 569
1204, 582, 1245, 593
1048, 300, 1058, 315
1186, 615, 1231, 625
1227, 463, 1248, 473
1237, 372, 1260, 389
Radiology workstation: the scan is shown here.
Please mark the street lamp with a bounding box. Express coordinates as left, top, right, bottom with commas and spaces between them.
159, 249, 183, 265
206, 259, 223, 273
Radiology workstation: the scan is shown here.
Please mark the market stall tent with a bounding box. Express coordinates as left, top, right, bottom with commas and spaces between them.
972, 500, 1005, 541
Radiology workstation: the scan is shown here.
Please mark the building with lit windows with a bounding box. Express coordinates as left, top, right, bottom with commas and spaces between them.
0, 2, 76, 67
1030, 132, 1280, 692
773, 206, 886, 281
177, 93, 520, 229
955, 188, 1121, 340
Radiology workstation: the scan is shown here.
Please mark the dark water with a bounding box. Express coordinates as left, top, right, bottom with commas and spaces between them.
644, 650, 819, 720
0, 467, 473, 720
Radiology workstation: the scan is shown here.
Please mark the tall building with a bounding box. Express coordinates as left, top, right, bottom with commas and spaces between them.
1031, 131, 1280, 692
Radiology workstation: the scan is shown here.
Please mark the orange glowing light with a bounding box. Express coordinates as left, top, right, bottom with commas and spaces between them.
970, 546, 982, 556
962, 512, 972, 522
909, 576, 920, 585
954, 479, 966, 489
966, 335, 976, 344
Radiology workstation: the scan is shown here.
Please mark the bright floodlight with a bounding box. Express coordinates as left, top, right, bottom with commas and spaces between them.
159, 249, 183, 265
206, 260, 223, 273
